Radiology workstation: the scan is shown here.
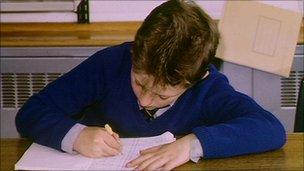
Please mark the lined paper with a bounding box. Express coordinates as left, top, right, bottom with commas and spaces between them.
15, 132, 176, 170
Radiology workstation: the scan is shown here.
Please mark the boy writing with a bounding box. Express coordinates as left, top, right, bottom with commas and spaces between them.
16, 0, 286, 170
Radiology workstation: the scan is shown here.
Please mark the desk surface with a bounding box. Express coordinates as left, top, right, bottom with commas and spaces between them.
1, 133, 303, 171
1, 21, 303, 47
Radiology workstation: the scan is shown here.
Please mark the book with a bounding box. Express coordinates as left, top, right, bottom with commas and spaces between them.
215, 1, 302, 77
15, 131, 176, 170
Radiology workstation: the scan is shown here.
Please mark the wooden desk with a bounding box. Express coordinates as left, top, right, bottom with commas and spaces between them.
0, 22, 141, 47
1, 134, 303, 171
1, 21, 303, 47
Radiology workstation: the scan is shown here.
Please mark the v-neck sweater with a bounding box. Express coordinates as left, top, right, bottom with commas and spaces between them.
15, 42, 286, 159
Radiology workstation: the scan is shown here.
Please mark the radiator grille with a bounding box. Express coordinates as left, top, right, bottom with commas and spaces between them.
281, 71, 304, 108
2, 71, 303, 108
1, 73, 63, 109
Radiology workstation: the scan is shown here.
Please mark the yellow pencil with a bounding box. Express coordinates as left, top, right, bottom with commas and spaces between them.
105, 124, 114, 135
105, 124, 122, 155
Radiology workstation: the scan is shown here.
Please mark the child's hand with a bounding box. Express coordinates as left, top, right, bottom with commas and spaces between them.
73, 126, 122, 158
126, 134, 197, 171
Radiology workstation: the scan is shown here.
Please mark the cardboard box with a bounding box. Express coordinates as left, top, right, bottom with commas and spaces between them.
215, 1, 303, 77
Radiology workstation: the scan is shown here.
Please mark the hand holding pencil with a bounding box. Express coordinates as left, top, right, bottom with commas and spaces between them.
73, 125, 122, 158
105, 124, 121, 143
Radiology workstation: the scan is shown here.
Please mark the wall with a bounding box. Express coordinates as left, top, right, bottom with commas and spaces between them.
0, 0, 303, 23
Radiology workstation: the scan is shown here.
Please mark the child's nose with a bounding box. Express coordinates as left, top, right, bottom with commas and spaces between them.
139, 91, 153, 107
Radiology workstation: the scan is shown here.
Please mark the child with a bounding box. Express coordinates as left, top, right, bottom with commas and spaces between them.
16, 0, 286, 170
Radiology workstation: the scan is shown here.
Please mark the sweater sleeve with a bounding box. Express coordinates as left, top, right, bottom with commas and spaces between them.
15, 50, 107, 151
192, 75, 286, 159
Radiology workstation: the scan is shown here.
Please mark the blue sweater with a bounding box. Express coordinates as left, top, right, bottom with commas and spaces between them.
16, 42, 286, 159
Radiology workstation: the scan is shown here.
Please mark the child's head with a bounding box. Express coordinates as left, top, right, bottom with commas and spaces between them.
131, 0, 219, 109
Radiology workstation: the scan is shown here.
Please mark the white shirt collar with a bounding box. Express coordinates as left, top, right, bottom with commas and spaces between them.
138, 101, 176, 118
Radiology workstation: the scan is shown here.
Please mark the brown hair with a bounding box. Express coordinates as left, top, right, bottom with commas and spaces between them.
132, 0, 220, 88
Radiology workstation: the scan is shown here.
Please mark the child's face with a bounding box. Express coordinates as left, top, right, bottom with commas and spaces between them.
131, 69, 186, 110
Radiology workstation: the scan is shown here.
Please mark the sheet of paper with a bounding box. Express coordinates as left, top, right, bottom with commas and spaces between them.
15, 131, 176, 170
215, 1, 302, 77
